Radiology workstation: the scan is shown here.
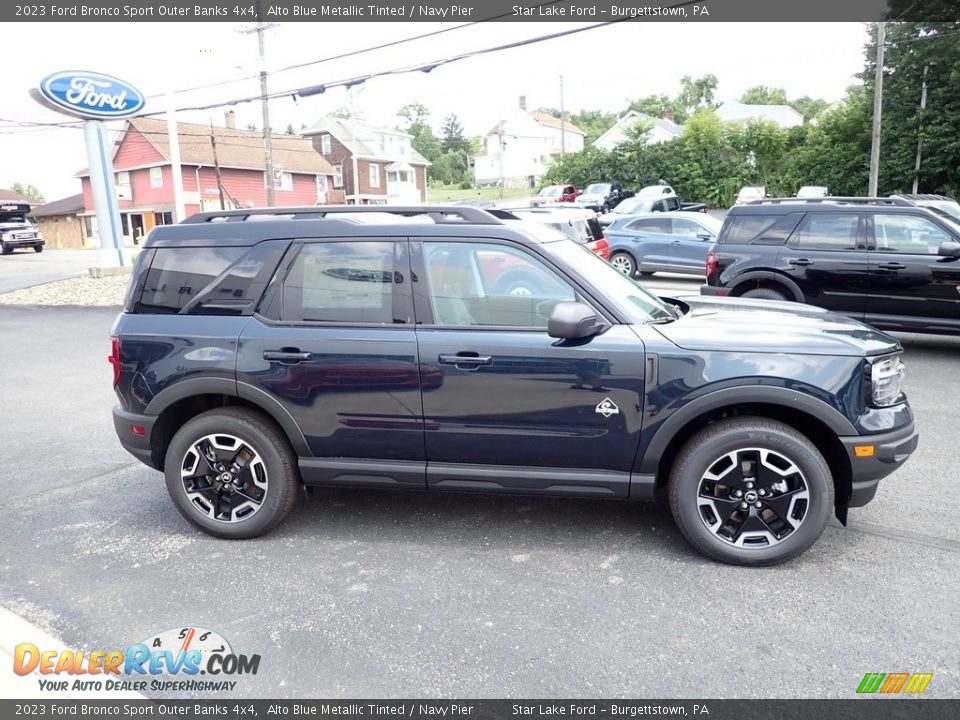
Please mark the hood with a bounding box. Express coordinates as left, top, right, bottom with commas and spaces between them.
577, 194, 605, 203
654, 296, 900, 357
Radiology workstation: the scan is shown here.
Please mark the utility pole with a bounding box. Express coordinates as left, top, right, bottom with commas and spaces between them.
559, 73, 566, 157
498, 123, 505, 200
244, 19, 278, 207
868, 21, 885, 197
210, 122, 226, 210
912, 62, 931, 194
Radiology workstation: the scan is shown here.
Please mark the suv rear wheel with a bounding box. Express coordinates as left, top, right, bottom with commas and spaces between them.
164, 408, 299, 539
668, 418, 833, 566
741, 287, 788, 301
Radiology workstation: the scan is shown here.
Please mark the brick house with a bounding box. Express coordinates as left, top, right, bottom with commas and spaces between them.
302, 118, 429, 204
29, 194, 88, 249
76, 115, 336, 245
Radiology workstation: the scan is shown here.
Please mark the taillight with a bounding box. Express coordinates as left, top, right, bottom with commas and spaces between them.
705, 250, 718, 280
109, 336, 120, 388
592, 237, 611, 260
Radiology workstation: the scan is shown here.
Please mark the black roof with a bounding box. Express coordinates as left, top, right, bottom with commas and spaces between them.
728, 197, 928, 216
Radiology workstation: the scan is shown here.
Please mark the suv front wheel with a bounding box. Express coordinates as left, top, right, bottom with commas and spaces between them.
164, 408, 299, 539
668, 418, 833, 566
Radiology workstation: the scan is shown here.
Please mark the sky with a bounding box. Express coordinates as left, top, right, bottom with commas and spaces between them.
2, 21, 870, 201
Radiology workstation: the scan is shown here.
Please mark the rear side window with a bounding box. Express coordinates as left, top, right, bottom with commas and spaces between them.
793, 213, 861, 251
625, 218, 670, 233
721, 213, 802, 246
139, 247, 244, 313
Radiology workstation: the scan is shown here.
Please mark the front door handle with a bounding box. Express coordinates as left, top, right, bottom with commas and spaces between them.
438, 353, 493, 366
877, 262, 906, 270
789, 258, 814, 266
263, 350, 312, 363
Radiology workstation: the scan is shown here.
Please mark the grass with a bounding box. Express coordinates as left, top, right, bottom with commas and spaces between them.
427, 184, 533, 203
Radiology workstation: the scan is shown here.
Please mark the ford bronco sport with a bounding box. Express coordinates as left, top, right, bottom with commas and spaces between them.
111, 206, 918, 565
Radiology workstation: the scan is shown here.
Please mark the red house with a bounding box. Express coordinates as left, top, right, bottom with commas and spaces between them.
77, 116, 337, 244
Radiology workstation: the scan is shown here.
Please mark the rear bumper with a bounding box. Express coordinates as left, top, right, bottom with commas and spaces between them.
113, 403, 159, 469
840, 420, 919, 507
700, 284, 727, 297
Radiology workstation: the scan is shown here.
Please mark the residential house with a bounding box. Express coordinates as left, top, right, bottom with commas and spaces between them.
76, 113, 336, 245
302, 118, 429, 204
715, 101, 804, 129
593, 110, 683, 150
0, 189, 34, 204
29, 194, 87, 249
473, 96, 586, 189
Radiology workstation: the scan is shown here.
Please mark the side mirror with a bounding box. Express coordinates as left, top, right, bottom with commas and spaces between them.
938, 241, 960, 257
548, 302, 606, 340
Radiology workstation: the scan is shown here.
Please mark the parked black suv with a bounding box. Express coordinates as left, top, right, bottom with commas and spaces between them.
111, 206, 917, 565
701, 197, 960, 335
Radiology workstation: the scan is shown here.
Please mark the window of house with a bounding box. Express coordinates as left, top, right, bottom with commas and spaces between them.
369, 164, 380, 188
320, 134, 332, 155
387, 172, 398, 184
280, 241, 400, 324
116, 171, 130, 187
149, 167, 163, 188
333, 164, 343, 188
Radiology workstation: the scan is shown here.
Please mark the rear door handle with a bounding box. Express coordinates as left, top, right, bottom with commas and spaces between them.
438, 353, 493, 366
263, 350, 312, 363
789, 258, 814, 266
877, 262, 906, 270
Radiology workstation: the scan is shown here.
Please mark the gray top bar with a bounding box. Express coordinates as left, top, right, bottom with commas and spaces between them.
5, 1, 955, 23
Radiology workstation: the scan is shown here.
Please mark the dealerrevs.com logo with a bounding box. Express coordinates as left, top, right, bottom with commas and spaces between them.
13, 627, 260, 693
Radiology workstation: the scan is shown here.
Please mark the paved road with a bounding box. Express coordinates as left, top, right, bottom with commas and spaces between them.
0, 307, 957, 699
0, 248, 100, 294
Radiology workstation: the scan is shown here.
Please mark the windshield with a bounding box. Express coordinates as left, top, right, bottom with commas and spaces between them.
584, 184, 610, 195
0, 213, 29, 224
545, 239, 675, 323
539, 186, 561, 197
612, 198, 652, 214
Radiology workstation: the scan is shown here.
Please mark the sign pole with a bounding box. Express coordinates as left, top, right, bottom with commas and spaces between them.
83, 120, 125, 267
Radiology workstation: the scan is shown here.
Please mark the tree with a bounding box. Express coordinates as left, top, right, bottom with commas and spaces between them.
628, 95, 684, 124
284, 123, 296, 135
330, 106, 354, 120
740, 85, 788, 105
397, 103, 443, 180
440, 114, 470, 154
676, 74, 718, 114
10, 182, 44, 203
790, 96, 831, 122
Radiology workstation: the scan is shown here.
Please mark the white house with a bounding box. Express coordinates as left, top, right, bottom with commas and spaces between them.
593, 110, 684, 150
715, 101, 804, 129
473, 96, 585, 189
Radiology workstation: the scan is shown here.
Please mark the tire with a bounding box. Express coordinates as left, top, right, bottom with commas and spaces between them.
494, 269, 545, 296
33, 245, 43, 253
741, 287, 788, 302
1, 243, 11, 255
163, 408, 299, 539
667, 417, 833, 566
610, 251, 637, 277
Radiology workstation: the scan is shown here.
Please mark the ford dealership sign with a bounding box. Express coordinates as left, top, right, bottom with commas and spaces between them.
36, 71, 145, 119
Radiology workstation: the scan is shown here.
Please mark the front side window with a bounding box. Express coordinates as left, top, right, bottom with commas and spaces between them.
423, 242, 576, 328
280, 241, 400, 324
873, 214, 953, 254
149, 167, 163, 188
794, 213, 861, 251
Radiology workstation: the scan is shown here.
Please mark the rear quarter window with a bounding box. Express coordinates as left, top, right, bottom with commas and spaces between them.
138, 247, 245, 313
720, 213, 803, 246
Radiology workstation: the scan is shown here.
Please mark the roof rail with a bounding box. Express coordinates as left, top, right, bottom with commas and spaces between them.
181, 205, 502, 225
750, 197, 913, 206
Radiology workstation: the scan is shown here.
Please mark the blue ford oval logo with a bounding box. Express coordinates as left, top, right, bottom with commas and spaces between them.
38, 71, 145, 119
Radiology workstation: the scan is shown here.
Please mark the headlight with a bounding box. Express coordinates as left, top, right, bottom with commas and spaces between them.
869, 353, 906, 407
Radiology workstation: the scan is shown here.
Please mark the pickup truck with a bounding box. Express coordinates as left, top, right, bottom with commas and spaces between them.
530, 184, 581, 207
597, 186, 708, 227
574, 183, 634, 213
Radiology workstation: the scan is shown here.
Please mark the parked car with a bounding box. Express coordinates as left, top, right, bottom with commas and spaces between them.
701, 196, 960, 335
111, 204, 917, 566
530, 184, 580, 207
735, 186, 766, 205
891, 193, 960, 224
0, 201, 44, 254
797, 186, 829, 198
492, 206, 610, 262
606, 212, 724, 277
575, 183, 634, 213
598, 192, 708, 227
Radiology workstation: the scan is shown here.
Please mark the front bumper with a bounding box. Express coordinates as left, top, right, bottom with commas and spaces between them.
839, 420, 919, 507
2, 237, 44, 248
113, 403, 159, 469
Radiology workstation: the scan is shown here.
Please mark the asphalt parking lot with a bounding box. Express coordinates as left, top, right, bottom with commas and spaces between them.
0, 302, 957, 699
0, 248, 100, 293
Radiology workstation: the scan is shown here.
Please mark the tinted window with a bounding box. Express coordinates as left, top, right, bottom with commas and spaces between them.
794, 213, 861, 251
281, 241, 401, 324
874, 214, 953, 254
625, 218, 671, 233
140, 247, 244, 313
671, 218, 708, 237
722, 213, 802, 245
423, 242, 575, 328
664, 197, 681, 211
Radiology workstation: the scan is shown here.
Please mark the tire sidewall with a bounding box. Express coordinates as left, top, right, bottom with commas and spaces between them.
164, 411, 295, 539
611, 252, 636, 276
670, 423, 833, 565
741, 288, 788, 301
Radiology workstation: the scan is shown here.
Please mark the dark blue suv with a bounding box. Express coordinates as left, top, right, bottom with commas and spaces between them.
111, 206, 918, 565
